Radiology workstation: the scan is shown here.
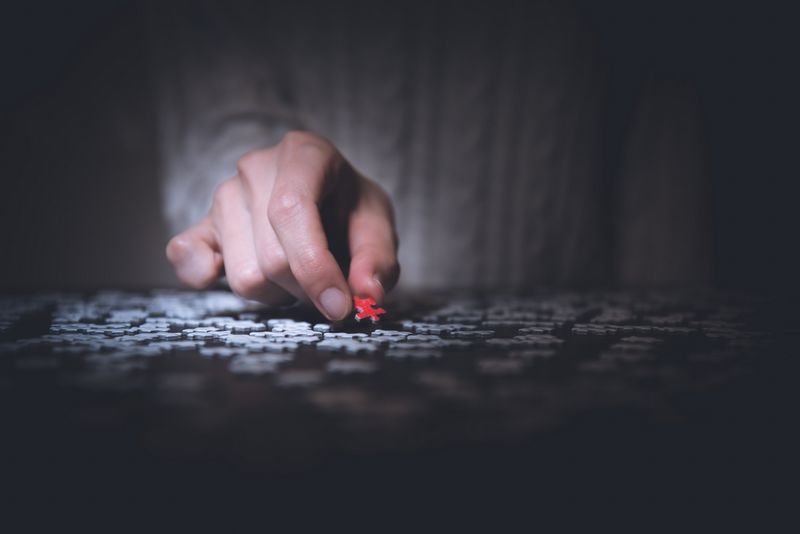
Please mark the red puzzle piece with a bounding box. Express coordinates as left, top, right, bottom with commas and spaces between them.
353, 296, 386, 323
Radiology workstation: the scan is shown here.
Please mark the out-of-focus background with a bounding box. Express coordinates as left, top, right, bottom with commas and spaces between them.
1, 0, 797, 294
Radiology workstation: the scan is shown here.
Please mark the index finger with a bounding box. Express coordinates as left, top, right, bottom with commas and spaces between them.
267, 132, 352, 321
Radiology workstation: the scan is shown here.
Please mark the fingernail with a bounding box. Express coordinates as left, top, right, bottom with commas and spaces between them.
319, 287, 348, 320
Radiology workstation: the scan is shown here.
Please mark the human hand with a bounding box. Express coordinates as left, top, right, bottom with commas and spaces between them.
166, 131, 400, 320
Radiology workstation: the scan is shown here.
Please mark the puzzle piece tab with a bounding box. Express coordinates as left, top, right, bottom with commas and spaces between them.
353, 296, 386, 323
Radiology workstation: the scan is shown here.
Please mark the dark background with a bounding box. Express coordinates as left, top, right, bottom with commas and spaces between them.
0, 0, 797, 293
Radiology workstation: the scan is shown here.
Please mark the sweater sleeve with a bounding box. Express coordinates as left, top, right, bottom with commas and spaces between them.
144, 0, 304, 235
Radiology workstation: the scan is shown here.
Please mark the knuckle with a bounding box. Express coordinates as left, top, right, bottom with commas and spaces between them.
281, 130, 336, 158
280, 130, 307, 148
267, 190, 306, 226
211, 178, 237, 209
281, 130, 320, 148
236, 149, 269, 182
228, 263, 267, 300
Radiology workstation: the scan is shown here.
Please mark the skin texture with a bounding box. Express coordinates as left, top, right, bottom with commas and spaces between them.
166, 131, 400, 320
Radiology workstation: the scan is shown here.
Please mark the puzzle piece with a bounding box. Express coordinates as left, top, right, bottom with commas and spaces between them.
353, 296, 386, 323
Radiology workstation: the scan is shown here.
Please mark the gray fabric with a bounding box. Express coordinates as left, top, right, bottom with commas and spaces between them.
147, 0, 711, 290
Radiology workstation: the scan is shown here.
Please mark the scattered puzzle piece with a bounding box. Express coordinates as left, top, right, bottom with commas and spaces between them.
353, 296, 386, 323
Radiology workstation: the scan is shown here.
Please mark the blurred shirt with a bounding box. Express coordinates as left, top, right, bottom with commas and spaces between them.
147, 0, 711, 290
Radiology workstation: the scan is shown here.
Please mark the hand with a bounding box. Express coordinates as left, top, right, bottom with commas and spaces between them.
166, 131, 400, 320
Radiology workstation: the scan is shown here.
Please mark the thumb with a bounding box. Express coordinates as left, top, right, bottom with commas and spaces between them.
347, 189, 400, 303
